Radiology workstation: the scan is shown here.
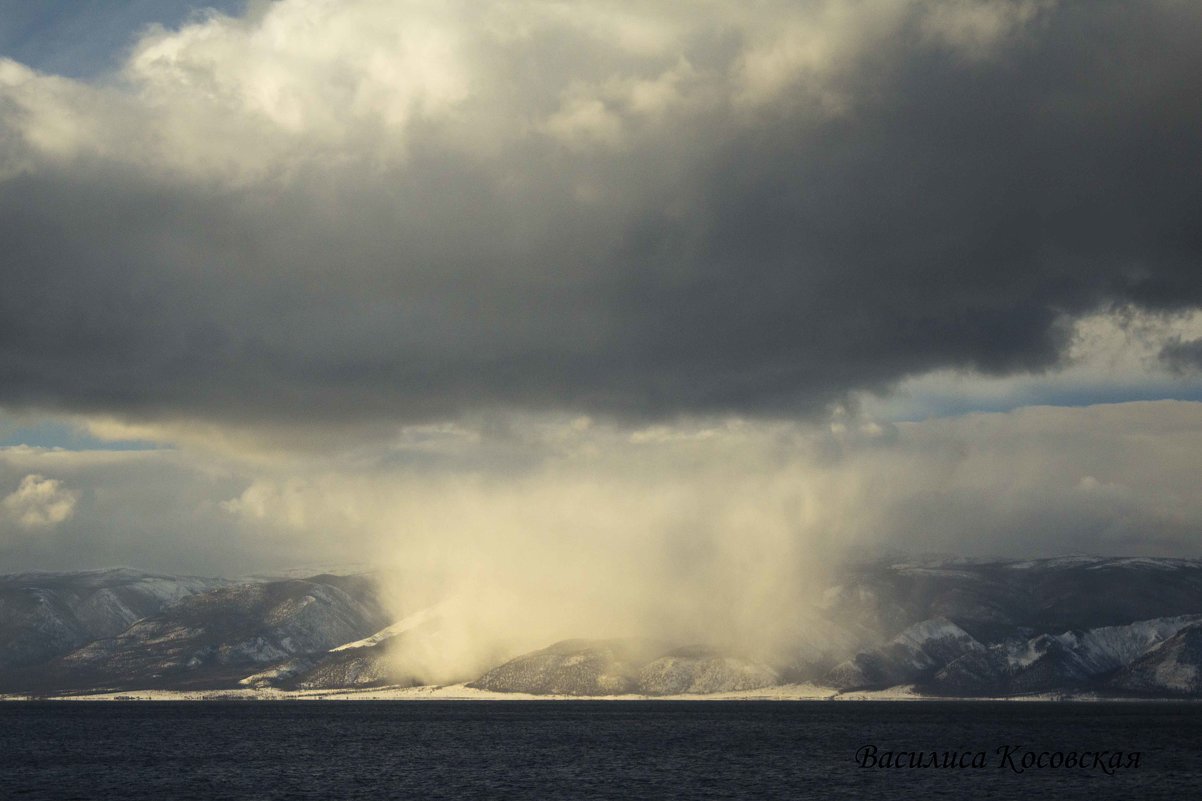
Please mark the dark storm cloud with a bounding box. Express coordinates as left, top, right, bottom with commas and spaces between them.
1162, 338, 1202, 373
1, 1, 1201, 427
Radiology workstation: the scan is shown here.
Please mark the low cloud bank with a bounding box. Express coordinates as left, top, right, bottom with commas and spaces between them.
9, 402, 1200, 682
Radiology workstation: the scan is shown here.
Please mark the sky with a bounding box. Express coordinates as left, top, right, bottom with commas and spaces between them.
3, 0, 1202, 604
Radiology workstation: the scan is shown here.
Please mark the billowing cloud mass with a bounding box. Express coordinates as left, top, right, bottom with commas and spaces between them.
1, 0, 1200, 426
1, 472, 77, 528
9, 400, 1202, 679
2, 1, 1202, 667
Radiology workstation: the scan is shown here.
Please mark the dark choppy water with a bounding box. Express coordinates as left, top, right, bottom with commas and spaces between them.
1, 701, 1199, 800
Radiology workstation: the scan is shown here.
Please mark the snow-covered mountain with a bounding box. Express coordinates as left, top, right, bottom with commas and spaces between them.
470, 639, 665, 696
240, 606, 446, 690
821, 556, 1202, 638
635, 647, 779, 695
824, 617, 985, 690
1110, 625, 1202, 696
0, 573, 389, 693
468, 639, 778, 696
812, 557, 1202, 696
925, 615, 1202, 696
0, 568, 232, 672
6, 557, 1202, 697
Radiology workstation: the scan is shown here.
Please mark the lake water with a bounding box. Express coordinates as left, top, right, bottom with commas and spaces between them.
1, 701, 1199, 800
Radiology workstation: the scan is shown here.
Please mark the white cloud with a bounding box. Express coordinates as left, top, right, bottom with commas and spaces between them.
0, 0, 1054, 180
1, 473, 78, 529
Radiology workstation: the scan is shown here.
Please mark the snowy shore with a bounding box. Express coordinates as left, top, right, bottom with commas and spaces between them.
2, 683, 1176, 702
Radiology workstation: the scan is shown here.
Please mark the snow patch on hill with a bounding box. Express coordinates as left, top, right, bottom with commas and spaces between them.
330, 603, 443, 652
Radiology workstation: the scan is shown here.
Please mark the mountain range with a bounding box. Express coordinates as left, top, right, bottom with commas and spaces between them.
4, 557, 1202, 698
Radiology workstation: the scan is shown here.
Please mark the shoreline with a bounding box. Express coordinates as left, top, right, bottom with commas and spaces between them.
2, 683, 1193, 702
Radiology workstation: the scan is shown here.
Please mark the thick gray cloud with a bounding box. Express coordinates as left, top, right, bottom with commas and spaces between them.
1162, 337, 1202, 373
1, 1, 1201, 427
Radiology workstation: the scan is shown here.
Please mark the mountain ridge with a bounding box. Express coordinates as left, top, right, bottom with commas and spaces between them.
6, 557, 1202, 698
